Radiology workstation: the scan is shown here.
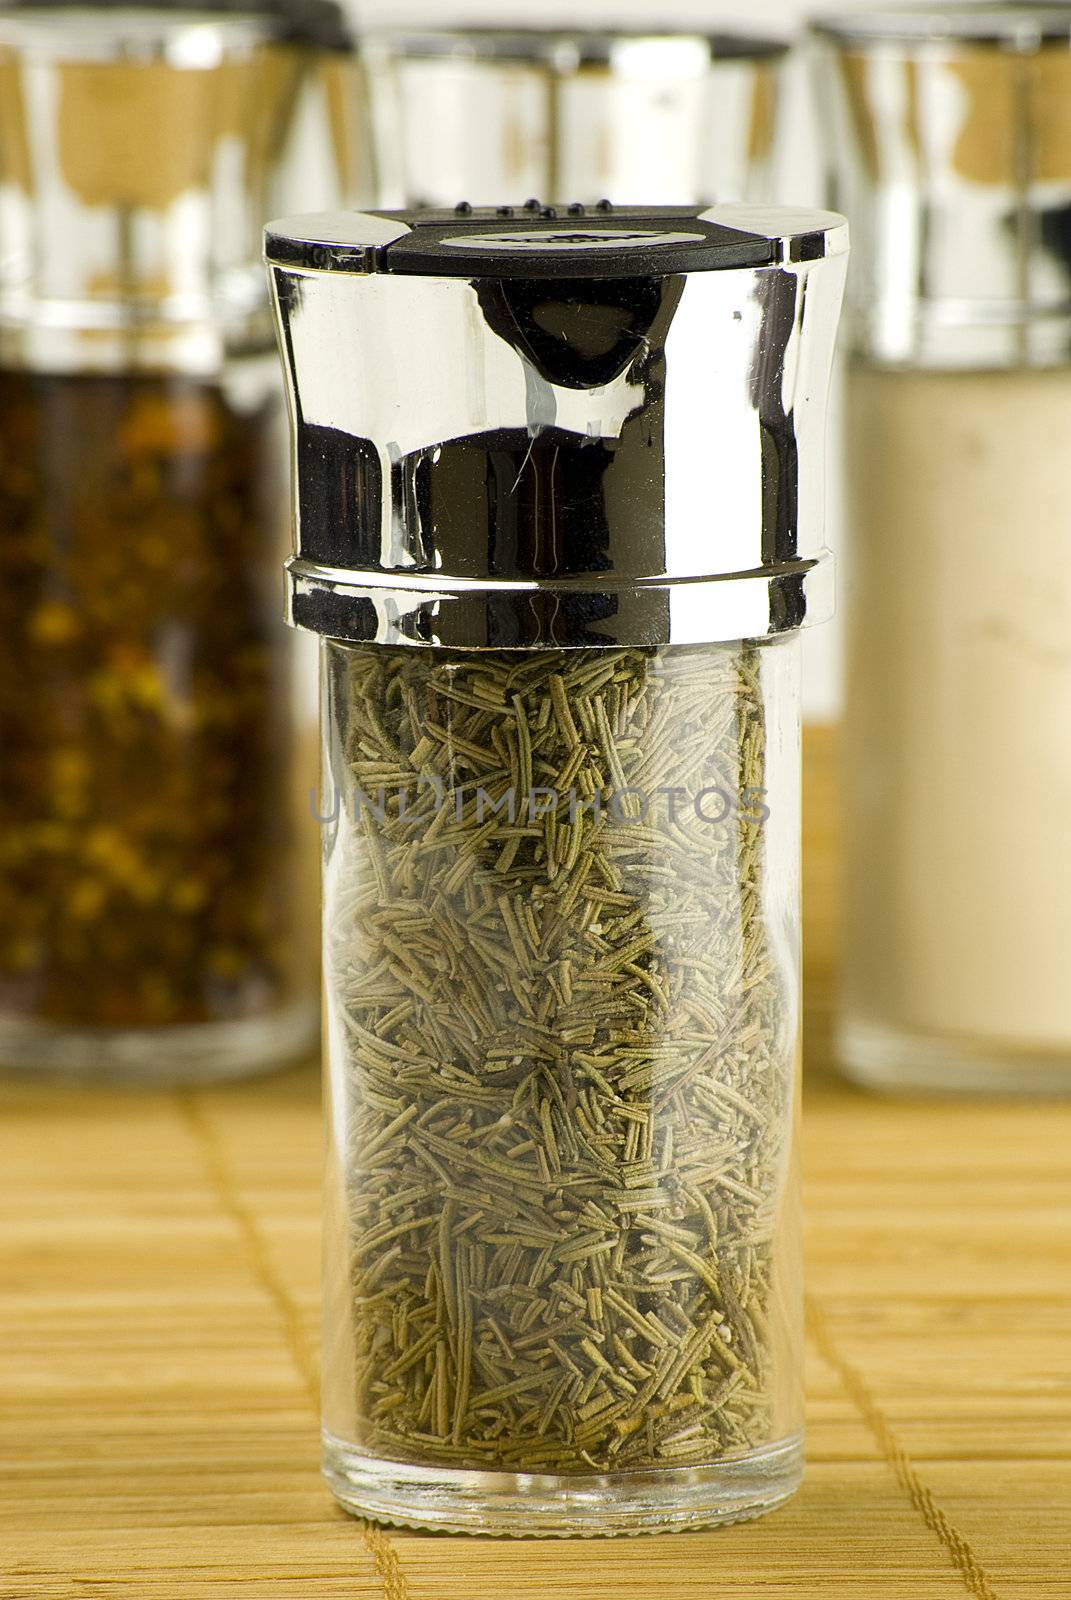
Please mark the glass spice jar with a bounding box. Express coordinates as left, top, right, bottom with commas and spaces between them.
813, 5, 1071, 1094
0, 0, 353, 1081
267, 202, 847, 1534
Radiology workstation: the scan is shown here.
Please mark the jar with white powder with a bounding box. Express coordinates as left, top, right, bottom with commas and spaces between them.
813, 6, 1071, 1092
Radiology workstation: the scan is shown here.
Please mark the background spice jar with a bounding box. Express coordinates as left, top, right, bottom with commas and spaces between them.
0, 370, 299, 1036
0, 0, 359, 1079
813, 5, 1071, 1094
268, 202, 846, 1533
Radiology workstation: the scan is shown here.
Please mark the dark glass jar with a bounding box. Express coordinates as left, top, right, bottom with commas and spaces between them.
0, 2, 354, 1079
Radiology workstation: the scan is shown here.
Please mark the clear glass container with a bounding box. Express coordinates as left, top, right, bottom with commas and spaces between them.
319, 636, 804, 1534
0, 3, 353, 1081
364, 28, 788, 210
814, 6, 1071, 1095
267, 201, 846, 1532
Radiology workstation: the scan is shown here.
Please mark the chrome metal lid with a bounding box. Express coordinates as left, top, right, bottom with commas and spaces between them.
813, 6, 1071, 43
812, 4, 1071, 367
363, 27, 788, 214
267, 204, 847, 650
0, 0, 352, 53
0, 0, 352, 372
370, 27, 789, 64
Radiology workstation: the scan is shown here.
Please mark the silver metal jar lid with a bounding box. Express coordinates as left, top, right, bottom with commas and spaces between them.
266, 203, 847, 650
0, 0, 351, 374
0, 0, 352, 56
365, 27, 790, 65
812, 4, 1071, 368
362, 27, 789, 216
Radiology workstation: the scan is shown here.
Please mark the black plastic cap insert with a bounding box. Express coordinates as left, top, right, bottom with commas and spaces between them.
265, 205, 850, 281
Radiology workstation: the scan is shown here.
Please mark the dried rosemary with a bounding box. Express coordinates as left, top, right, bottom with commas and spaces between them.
324, 640, 796, 1475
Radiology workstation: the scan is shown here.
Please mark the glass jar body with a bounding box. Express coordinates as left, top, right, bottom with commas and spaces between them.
841, 360, 1071, 1093
0, 354, 319, 1081
320, 635, 803, 1535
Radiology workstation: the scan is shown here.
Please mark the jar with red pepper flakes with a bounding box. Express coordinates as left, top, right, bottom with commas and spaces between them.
0, 0, 357, 1078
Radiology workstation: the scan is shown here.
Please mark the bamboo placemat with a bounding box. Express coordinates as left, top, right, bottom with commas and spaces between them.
2, 729, 1069, 1599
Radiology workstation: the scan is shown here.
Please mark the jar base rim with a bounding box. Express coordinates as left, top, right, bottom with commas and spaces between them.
838, 1016, 1071, 1097
322, 1429, 804, 1538
0, 1001, 318, 1086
